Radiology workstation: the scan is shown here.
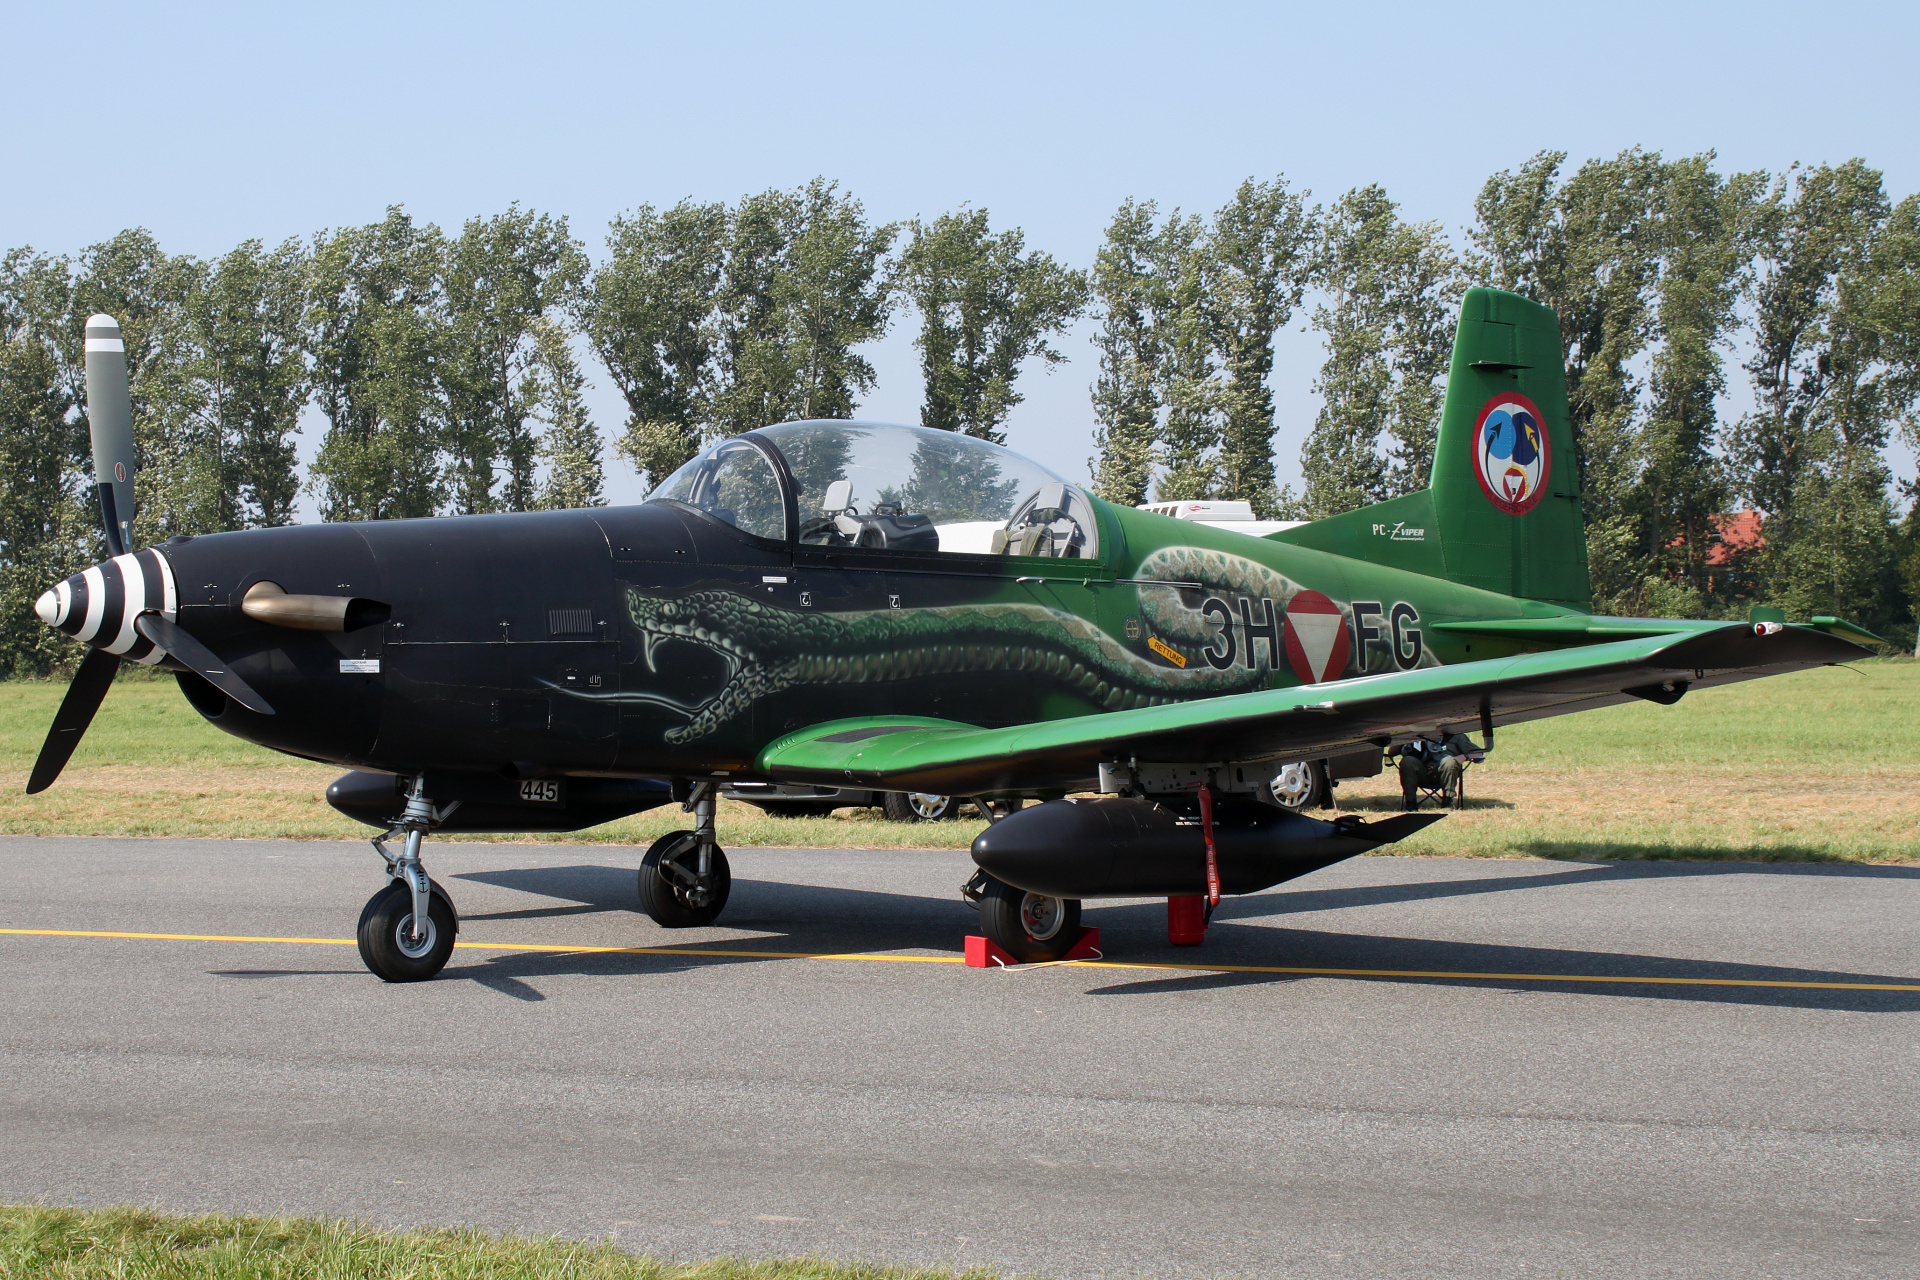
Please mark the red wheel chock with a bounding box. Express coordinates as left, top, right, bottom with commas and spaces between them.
964, 927, 1101, 968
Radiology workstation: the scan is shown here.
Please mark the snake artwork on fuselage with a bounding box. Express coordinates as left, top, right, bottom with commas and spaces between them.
26, 289, 1874, 980
612, 541, 1445, 750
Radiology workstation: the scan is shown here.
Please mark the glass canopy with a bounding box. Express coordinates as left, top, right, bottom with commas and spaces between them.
646, 420, 1098, 558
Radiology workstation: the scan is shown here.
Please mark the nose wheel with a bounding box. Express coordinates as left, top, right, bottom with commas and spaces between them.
357, 879, 457, 982
359, 776, 461, 982
638, 832, 732, 927
638, 781, 732, 928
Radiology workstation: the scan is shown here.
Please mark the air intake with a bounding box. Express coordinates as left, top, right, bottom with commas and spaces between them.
548, 608, 594, 636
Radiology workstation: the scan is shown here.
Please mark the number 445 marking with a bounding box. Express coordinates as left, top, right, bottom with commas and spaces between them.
519, 779, 561, 804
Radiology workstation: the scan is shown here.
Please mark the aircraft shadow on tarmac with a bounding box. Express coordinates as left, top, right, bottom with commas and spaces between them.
1206, 856, 1920, 921
211, 860, 1919, 1012
346, 860, 1920, 1014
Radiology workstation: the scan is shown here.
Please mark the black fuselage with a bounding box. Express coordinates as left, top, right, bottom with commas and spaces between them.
161, 499, 1124, 785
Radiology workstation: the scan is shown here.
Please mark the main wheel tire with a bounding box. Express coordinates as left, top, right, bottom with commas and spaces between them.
976, 874, 1082, 963
638, 831, 731, 927
882, 791, 955, 822
357, 880, 457, 983
1269, 760, 1328, 811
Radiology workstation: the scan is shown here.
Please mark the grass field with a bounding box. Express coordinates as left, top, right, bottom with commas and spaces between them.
0, 1206, 997, 1279
1, 659, 1913, 863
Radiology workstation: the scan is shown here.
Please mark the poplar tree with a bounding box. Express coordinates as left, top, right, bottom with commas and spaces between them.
1153, 212, 1222, 502
1088, 179, 1316, 516
1732, 161, 1888, 520
586, 199, 727, 488
1750, 181, 1918, 629
441, 207, 588, 514
0, 249, 88, 676
1473, 150, 1667, 606
710, 178, 897, 436
898, 207, 1085, 444
528, 318, 604, 510
70, 229, 207, 542
307, 208, 448, 522
1088, 200, 1170, 506
1300, 185, 1458, 518
1640, 154, 1764, 587
1206, 177, 1316, 515
183, 238, 310, 528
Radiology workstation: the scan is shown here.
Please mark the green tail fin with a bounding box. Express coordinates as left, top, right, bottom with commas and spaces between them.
1269, 287, 1590, 609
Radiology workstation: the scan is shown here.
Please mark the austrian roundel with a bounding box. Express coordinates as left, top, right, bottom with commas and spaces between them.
1282, 589, 1349, 685
1472, 392, 1550, 515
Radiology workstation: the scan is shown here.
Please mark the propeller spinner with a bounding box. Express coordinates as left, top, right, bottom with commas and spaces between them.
23, 315, 274, 795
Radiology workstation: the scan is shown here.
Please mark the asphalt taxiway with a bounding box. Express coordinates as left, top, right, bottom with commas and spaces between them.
1, 836, 1915, 1278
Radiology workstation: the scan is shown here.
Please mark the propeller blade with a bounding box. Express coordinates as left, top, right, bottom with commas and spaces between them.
133, 613, 275, 716
84, 314, 136, 558
25, 647, 122, 794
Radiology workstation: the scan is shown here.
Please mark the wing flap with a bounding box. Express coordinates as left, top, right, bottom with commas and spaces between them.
756, 623, 1866, 795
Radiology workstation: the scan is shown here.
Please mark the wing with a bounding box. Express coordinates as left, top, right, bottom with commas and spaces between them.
756, 623, 1866, 795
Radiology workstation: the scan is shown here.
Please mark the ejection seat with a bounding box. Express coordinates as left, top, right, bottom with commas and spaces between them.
991, 482, 1090, 558
813, 479, 940, 552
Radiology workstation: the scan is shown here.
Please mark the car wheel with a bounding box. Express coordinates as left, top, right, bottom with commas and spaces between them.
882, 791, 954, 822
1269, 760, 1327, 811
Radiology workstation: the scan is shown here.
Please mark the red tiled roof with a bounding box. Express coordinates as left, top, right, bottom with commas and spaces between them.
1668, 510, 1765, 567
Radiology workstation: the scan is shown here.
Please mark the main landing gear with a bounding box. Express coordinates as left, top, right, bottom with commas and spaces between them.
358, 776, 460, 983
638, 781, 732, 928
964, 870, 1082, 963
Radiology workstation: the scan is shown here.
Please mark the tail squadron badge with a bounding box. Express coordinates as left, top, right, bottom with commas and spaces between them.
1473, 391, 1549, 515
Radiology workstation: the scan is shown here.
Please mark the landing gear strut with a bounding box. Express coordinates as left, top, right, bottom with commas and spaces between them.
638, 781, 732, 928
358, 776, 459, 982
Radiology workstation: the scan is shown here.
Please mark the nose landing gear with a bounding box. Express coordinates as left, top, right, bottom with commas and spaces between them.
638, 781, 732, 928
357, 776, 460, 982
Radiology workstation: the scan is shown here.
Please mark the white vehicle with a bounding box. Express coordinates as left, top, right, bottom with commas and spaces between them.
1135, 499, 1307, 539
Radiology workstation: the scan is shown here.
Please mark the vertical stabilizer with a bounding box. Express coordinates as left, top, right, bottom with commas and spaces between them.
1269, 287, 1589, 609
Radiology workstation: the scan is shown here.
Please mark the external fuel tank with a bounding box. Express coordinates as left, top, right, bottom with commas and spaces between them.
971, 797, 1442, 899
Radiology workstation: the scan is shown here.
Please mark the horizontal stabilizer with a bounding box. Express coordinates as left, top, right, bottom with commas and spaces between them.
1809, 616, 1883, 644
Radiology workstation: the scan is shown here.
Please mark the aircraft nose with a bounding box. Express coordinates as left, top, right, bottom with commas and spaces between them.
38, 549, 177, 665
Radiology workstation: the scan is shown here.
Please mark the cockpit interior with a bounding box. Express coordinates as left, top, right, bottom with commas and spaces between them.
647, 420, 1100, 559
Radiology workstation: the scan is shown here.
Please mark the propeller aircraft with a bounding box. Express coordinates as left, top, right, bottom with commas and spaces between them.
28, 292, 1875, 981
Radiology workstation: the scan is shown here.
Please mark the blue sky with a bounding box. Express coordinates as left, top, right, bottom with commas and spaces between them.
5, 0, 1914, 507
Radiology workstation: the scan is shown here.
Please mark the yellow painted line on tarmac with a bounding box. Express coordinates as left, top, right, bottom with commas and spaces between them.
3, 927, 359, 946
3, 927, 1917, 992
